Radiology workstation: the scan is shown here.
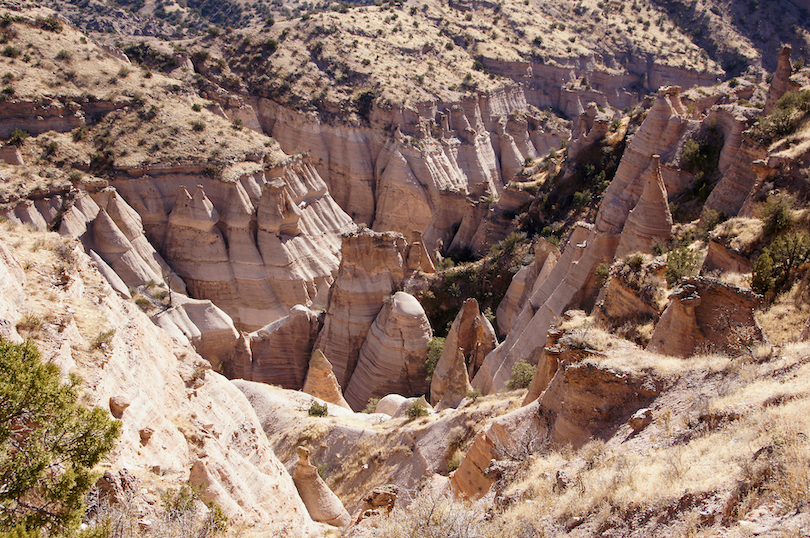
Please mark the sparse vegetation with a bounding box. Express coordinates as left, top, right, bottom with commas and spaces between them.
506, 359, 535, 389
308, 400, 329, 417
405, 400, 428, 419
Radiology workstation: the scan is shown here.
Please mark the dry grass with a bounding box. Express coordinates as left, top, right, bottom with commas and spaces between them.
709, 217, 765, 255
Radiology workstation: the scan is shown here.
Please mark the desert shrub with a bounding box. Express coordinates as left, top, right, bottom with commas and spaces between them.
466, 387, 482, 402
406, 400, 428, 419
355, 90, 377, 120
8, 128, 28, 146
191, 103, 202, 112
92, 329, 115, 350
425, 336, 445, 382
665, 246, 699, 287
308, 401, 328, 417
362, 397, 380, 414
764, 90, 810, 139
37, 16, 63, 32
0, 340, 121, 533
191, 120, 205, 132
231, 118, 243, 130
366, 492, 484, 537
506, 359, 535, 389
751, 231, 810, 295
1, 45, 19, 58
55, 49, 71, 61
160, 485, 228, 538
758, 192, 795, 236
594, 262, 610, 287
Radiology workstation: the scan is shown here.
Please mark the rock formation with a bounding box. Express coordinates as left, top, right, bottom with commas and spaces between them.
0, 231, 314, 532
344, 292, 432, 411
292, 446, 351, 527
314, 229, 407, 387
302, 349, 352, 410
764, 45, 799, 115
614, 155, 673, 259
647, 277, 764, 357
245, 305, 322, 389
434, 348, 473, 411
431, 298, 497, 405
496, 240, 560, 335
453, 354, 660, 499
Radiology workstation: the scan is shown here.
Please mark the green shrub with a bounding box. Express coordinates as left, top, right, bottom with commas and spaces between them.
506, 359, 535, 389
594, 262, 610, 287
665, 246, 700, 287
8, 128, 28, 146
362, 397, 380, 414
191, 103, 202, 112
406, 400, 428, 419
0, 340, 121, 532
191, 120, 205, 132
466, 387, 482, 402
1, 45, 19, 58
308, 400, 328, 417
425, 337, 445, 382
37, 16, 63, 32
758, 192, 795, 236
231, 118, 243, 130
751, 231, 810, 295
55, 49, 71, 61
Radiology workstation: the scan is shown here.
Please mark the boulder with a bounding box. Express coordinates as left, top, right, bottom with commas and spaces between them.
435, 348, 473, 411
344, 292, 432, 411
302, 350, 352, 410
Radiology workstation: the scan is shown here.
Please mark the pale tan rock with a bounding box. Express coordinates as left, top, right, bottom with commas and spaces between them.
647, 277, 763, 357
628, 408, 653, 432
246, 305, 322, 389
151, 294, 241, 373
314, 230, 406, 387
375, 394, 407, 416
303, 350, 352, 410
0, 239, 25, 343
496, 240, 559, 335
0, 238, 313, 531
344, 292, 432, 411
431, 298, 497, 405
615, 155, 673, 259
473, 225, 617, 394
435, 348, 473, 411
701, 240, 753, 275
405, 230, 436, 273
292, 446, 351, 527
109, 395, 131, 418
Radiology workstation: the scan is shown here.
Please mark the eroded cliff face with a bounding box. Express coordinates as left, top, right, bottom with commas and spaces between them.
252, 87, 570, 254
0, 224, 315, 534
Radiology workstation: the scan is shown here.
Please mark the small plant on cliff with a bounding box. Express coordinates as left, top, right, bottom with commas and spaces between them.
425, 337, 445, 383
8, 128, 28, 147
506, 359, 535, 389
160, 485, 228, 538
0, 339, 121, 534
758, 192, 795, 237
308, 400, 329, 417
362, 397, 380, 414
406, 400, 428, 419
665, 246, 700, 287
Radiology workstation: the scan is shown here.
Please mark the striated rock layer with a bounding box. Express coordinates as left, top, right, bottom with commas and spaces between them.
302, 350, 352, 410
344, 292, 432, 411
314, 230, 407, 387
431, 298, 497, 405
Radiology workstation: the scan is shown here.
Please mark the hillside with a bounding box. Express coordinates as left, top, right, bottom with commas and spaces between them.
2, 0, 810, 537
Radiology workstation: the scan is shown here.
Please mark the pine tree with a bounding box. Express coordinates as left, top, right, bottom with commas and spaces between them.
0, 339, 121, 535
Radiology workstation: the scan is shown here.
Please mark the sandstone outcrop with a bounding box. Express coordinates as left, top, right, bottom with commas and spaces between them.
764, 45, 799, 115
0, 239, 25, 343
292, 446, 351, 527
111, 155, 354, 330
245, 305, 322, 389
314, 230, 406, 387
614, 155, 673, 259
453, 354, 660, 499
302, 350, 352, 410
647, 277, 764, 357
0, 231, 314, 532
344, 292, 432, 411
434, 347, 473, 411
431, 298, 497, 405
496, 240, 560, 335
